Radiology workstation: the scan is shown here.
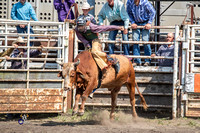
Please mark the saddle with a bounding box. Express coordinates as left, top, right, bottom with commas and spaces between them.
90, 39, 120, 76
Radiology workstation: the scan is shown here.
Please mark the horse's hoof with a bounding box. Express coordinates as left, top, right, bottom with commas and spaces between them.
77, 112, 84, 116
72, 111, 78, 116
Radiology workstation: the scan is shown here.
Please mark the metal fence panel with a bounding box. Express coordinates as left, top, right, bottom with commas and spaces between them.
0, 20, 70, 114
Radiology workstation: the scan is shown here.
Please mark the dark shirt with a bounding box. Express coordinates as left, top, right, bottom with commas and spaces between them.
156, 45, 174, 67
80, 30, 98, 42
10, 49, 41, 69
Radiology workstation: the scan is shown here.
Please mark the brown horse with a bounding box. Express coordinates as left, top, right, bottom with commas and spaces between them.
57, 50, 147, 119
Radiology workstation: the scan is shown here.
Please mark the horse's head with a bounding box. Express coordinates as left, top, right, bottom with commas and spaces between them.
57, 59, 80, 91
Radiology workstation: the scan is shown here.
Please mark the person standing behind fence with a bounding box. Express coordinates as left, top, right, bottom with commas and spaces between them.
78, 2, 96, 24
151, 33, 175, 67
98, 0, 130, 55
11, 0, 38, 46
54, 0, 75, 22
127, 0, 156, 66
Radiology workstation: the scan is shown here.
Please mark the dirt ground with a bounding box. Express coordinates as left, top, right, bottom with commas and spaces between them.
0, 109, 200, 133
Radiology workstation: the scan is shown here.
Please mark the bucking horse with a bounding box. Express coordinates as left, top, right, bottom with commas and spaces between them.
57, 50, 147, 119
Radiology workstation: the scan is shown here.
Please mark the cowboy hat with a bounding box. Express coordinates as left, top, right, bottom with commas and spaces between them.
81, 2, 94, 10
12, 37, 26, 44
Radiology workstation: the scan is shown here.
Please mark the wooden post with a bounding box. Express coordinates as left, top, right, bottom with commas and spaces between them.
67, 29, 75, 110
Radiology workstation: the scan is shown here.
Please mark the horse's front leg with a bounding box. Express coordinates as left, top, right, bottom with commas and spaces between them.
78, 79, 97, 116
72, 89, 82, 116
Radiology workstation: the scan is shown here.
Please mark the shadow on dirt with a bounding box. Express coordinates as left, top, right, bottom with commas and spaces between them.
40, 120, 100, 127
0, 113, 58, 121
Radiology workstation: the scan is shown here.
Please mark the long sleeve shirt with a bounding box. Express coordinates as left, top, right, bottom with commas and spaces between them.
10, 49, 41, 69
54, 0, 75, 22
127, 0, 156, 24
98, 0, 129, 29
156, 45, 174, 67
11, 2, 38, 21
0, 48, 14, 63
75, 23, 120, 46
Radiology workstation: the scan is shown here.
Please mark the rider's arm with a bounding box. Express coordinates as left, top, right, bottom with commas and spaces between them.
89, 23, 121, 33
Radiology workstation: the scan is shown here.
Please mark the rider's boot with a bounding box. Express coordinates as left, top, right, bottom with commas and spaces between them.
113, 60, 120, 74
107, 55, 120, 75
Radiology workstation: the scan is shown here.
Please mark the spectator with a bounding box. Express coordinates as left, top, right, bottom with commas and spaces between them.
98, 0, 130, 55
54, 0, 75, 22
127, 0, 156, 66
0, 44, 18, 63
10, 37, 43, 69
78, 2, 96, 24
11, 0, 38, 46
151, 33, 175, 67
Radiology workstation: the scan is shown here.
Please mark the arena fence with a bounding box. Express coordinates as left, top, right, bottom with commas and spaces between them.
0, 19, 71, 113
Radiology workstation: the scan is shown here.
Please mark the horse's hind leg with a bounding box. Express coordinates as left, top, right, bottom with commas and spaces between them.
126, 82, 137, 117
110, 87, 121, 120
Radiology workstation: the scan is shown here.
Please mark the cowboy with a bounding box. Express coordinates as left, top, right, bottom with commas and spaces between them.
10, 37, 43, 69
54, 0, 76, 22
127, 0, 156, 66
98, 0, 130, 55
75, 17, 123, 72
11, 0, 38, 46
79, 2, 96, 24
151, 33, 175, 67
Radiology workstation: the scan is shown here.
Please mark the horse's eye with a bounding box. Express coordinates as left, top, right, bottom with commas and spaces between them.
71, 72, 75, 77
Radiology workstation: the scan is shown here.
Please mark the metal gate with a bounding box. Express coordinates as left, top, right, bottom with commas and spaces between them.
181, 25, 200, 117
0, 19, 71, 113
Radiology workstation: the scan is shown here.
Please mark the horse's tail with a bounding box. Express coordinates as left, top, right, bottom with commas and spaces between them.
135, 81, 148, 110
